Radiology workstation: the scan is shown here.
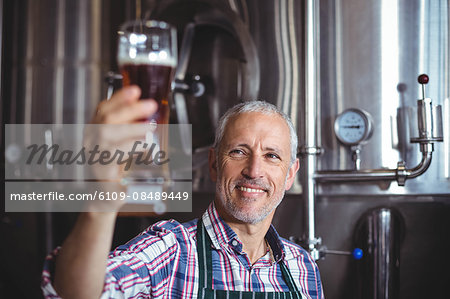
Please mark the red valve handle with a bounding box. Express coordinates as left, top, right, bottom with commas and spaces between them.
418, 74, 429, 85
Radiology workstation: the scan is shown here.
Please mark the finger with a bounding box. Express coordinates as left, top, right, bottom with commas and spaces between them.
104, 86, 141, 113
106, 100, 158, 124
93, 86, 142, 123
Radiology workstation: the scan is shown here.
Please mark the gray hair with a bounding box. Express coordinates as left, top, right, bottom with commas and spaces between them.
213, 101, 298, 165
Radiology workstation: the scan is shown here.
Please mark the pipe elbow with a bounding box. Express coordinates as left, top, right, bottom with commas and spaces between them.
406, 151, 433, 179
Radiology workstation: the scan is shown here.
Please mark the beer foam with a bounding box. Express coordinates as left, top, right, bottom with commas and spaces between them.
118, 53, 176, 67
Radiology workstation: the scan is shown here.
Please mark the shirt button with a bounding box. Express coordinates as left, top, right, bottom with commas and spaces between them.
231, 240, 238, 246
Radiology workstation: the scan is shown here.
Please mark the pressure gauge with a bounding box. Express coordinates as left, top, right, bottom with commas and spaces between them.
334, 108, 373, 145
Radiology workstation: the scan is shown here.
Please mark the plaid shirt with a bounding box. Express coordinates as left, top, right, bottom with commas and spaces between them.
42, 203, 324, 298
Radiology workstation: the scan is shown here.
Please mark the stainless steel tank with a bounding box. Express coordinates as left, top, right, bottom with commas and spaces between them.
289, 1, 450, 298
2, 0, 112, 124
318, 0, 450, 195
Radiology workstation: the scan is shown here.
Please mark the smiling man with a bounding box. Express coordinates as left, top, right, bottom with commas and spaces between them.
210, 103, 301, 265
42, 87, 324, 299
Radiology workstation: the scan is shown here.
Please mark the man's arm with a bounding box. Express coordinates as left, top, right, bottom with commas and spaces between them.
54, 212, 118, 298
51, 86, 157, 298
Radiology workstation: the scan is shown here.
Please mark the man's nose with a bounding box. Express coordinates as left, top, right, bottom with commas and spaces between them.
241, 155, 264, 179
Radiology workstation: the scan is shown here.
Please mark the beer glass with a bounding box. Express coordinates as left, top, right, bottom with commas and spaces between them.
117, 20, 177, 213
117, 20, 177, 124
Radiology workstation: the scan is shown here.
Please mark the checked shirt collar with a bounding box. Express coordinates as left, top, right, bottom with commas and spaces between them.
201, 202, 290, 264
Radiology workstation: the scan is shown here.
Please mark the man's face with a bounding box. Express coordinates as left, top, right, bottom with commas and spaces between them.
209, 112, 299, 224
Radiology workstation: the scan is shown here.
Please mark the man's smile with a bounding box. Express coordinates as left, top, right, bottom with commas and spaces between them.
234, 180, 270, 195
237, 186, 265, 193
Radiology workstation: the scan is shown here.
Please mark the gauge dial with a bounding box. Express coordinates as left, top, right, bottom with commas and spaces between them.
334, 108, 373, 145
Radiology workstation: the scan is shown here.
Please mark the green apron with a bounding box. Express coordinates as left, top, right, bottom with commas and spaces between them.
196, 219, 305, 298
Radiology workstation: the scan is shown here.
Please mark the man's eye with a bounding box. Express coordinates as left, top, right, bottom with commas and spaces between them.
266, 153, 280, 160
229, 149, 245, 156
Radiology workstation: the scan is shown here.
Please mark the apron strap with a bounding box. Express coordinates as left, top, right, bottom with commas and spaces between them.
279, 260, 300, 293
197, 218, 213, 289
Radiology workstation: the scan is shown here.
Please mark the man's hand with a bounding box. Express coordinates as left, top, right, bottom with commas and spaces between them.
92, 85, 157, 124
83, 86, 160, 211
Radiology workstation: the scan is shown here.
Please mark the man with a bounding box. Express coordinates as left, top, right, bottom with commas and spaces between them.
42, 86, 324, 298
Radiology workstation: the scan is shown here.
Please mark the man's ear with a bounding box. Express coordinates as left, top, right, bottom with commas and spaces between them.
285, 158, 300, 190
208, 147, 218, 182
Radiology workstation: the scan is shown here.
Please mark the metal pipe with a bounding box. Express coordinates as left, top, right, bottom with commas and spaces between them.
314, 143, 434, 185
314, 169, 397, 182
301, 0, 321, 260
404, 144, 433, 178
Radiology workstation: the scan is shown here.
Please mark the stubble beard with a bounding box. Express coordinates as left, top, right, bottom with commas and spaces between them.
215, 178, 287, 225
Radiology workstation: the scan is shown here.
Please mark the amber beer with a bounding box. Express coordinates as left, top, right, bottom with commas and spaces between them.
117, 20, 177, 124
120, 62, 174, 124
